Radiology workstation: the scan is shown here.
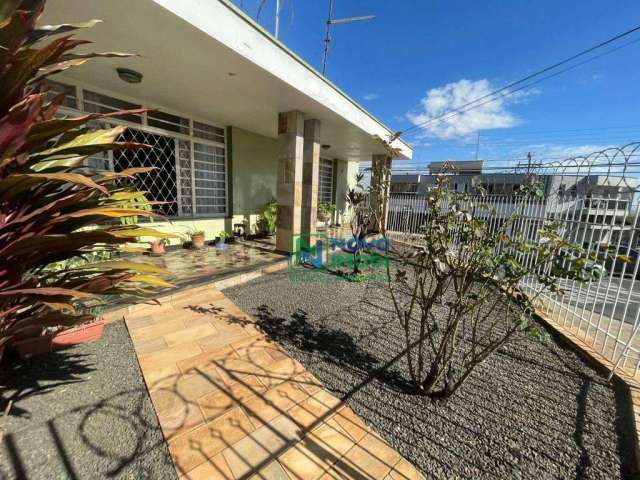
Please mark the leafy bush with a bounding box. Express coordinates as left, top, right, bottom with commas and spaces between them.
317, 202, 335, 221
260, 199, 277, 234
0, 1, 173, 355
386, 169, 596, 399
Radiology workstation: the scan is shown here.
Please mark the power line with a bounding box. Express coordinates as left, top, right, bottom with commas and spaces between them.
399, 25, 640, 138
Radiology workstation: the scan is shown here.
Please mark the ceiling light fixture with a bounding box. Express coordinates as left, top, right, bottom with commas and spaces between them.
117, 67, 143, 84
321, 144, 331, 150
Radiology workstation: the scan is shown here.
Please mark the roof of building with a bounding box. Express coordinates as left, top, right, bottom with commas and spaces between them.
42, 0, 412, 161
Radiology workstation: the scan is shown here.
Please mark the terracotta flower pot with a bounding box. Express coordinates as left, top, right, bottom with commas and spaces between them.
191, 234, 205, 249
13, 320, 105, 359
150, 240, 166, 255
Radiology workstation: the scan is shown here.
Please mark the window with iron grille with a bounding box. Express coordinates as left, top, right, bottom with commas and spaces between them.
148, 110, 189, 135
46, 80, 78, 109
83, 90, 142, 124
114, 129, 179, 217
318, 158, 333, 204
54, 83, 227, 218
193, 121, 225, 144
193, 143, 226, 214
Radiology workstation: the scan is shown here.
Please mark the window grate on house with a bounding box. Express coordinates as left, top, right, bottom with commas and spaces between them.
193, 143, 226, 214
148, 110, 190, 135
318, 158, 334, 204
193, 121, 225, 144
114, 129, 178, 217
83, 90, 142, 124
52, 82, 228, 218
177, 140, 193, 215
45, 80, 78, 109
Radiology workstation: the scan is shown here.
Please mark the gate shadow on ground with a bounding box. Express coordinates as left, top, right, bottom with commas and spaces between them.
234, 276, 638, 479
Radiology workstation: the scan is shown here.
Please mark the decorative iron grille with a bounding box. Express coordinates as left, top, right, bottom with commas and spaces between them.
318, 158, 333, 204
114, 129, 179, 217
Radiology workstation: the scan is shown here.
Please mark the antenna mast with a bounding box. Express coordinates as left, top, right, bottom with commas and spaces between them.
275, 0, 281, 38
321, 0, 374, 76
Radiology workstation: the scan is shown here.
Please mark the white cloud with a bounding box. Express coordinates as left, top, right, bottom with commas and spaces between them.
407, 79, 534, 140
363, 93, 380, 101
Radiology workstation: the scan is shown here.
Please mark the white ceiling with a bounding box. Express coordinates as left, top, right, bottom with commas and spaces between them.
41, 0, 412, 162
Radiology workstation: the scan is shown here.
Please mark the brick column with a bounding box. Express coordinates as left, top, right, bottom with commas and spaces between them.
276, 111, 304, 253
370, 154, 392, 232
301, 119, 321, 246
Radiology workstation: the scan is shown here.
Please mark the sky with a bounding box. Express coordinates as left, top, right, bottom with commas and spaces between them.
231, 0, 640, 173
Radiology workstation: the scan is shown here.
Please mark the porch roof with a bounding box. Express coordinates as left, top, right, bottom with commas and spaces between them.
41, 0, 412, 162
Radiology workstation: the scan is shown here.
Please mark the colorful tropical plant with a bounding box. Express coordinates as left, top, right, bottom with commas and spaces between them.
0, 1, 174, 356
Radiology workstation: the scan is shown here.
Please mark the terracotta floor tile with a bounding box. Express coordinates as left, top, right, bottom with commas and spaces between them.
248, 461, 291, 480
358, 433, 401, 471
130, 317, 186, 343
230, 335, 275, 356
199, 332, 251, 353
125, 314, 156, 331
388, 458, 425, 480
177, 345, 237, 374
287, 394, 334, 432
142, 364, 181, 390
159, 400, 205, 440
292, 372, 323, 396
134, 336, 168, 355
311, 390, 342, 412
215, 356, 273, 384
139, 342, 203, 371
310, 419, 356, 457
199, 375, 267, 422
332, 407, 369, 443
258, 357, 307, 389
169, 407, 254, 474
331, 443, 392, 480
164, 323, 219, 348
279, 440, 334, 480
150, 385, 184, 414
177, 367, 226, 402
242, 381, 310, 429
222, 415, 302, 479
181, 453, 234, 480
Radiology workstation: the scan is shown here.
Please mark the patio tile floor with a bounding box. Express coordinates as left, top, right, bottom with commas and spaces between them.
123, 284, 424, 479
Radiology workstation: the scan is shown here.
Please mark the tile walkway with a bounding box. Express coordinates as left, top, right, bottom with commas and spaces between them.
122, 285, 424, 479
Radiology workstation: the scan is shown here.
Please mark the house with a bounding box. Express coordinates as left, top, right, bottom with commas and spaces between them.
41, 0, 412, 252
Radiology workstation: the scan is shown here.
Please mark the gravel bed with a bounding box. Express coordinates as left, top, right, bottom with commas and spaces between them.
226, 270, 637, 480
0, 321, 176, 480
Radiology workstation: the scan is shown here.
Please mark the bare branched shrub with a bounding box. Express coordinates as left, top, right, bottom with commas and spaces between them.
386, 168, 596, 399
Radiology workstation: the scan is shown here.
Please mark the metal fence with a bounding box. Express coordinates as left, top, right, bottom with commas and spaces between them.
386, 143, 640, 379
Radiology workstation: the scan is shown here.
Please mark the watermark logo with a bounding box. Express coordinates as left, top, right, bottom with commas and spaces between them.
288, 233, 389, 283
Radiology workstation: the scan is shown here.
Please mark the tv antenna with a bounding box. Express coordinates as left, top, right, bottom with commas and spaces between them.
321, 0, 375, 76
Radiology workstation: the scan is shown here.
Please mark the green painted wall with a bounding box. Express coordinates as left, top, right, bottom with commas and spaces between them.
230, 126, 278, 233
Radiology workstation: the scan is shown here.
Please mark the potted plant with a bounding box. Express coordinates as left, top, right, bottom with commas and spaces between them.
190, 230, 206, 249
13, 320, 106, 359
317, 202, 336, 225
150, 238, 169, 255
260, 200, 277, 237
215, 231, 229, 249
